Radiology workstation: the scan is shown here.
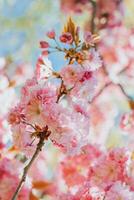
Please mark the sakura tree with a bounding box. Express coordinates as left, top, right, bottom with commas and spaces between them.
0, 0, 134, 200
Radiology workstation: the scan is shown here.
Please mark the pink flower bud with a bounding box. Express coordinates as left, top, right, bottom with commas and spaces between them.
59, 32, 73, 44
47, 30, 55, 39
40, 41, 49, 48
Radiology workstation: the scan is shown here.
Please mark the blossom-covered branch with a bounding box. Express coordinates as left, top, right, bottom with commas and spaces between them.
9, 18, 102, 199
11, 126, 50, 200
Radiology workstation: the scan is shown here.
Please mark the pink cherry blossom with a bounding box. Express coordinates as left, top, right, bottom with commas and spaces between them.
83, 48, 102, 71
11, 123, 38, 156
36, 55, 53, 82
70, 71, 97, 101
60, 65, 97, 99
43, 101, 90, 155
8, 104, 24, 125
88, 148, 129, 190
23, 83, 57, 127
60, 144, 102, 187
60, 65, 81, 88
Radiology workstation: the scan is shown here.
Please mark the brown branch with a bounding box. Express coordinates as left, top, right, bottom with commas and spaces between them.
11, 127, 50, 200
89, 0, 97, 34
91, 64, 132, 103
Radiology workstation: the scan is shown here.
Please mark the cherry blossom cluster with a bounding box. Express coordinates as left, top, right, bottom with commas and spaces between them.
8, 18, 102, 157
0, 56, 33, 149
53, 145, 134, 200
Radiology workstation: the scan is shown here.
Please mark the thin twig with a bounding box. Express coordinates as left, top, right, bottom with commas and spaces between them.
56, 80, 64, 103
117, 83, 132, 100
21, 120, 36, 130
56, 58, 72, 103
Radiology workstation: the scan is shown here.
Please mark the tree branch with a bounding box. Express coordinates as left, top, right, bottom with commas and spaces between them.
11, 127, 50, 200
91, 65, 132, 103
89, 0, 97, 34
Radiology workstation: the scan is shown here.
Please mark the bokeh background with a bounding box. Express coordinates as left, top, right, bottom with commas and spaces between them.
0, 0, 133, 67
0, 1, 134, 199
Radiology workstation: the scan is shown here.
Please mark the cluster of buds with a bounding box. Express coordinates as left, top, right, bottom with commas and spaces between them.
8, 18, 102, 157
39, 18, 100, 66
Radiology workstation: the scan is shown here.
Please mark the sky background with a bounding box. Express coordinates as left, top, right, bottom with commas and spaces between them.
0, 0, 134, 70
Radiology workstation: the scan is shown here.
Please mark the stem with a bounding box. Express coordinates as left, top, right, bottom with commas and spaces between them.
56, 80, 65, 103
11, 128, 49, 200
54, 38, 62, 50
56, 58, 72, 103
89, 0, 97, 34
21, 120, 36, 130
